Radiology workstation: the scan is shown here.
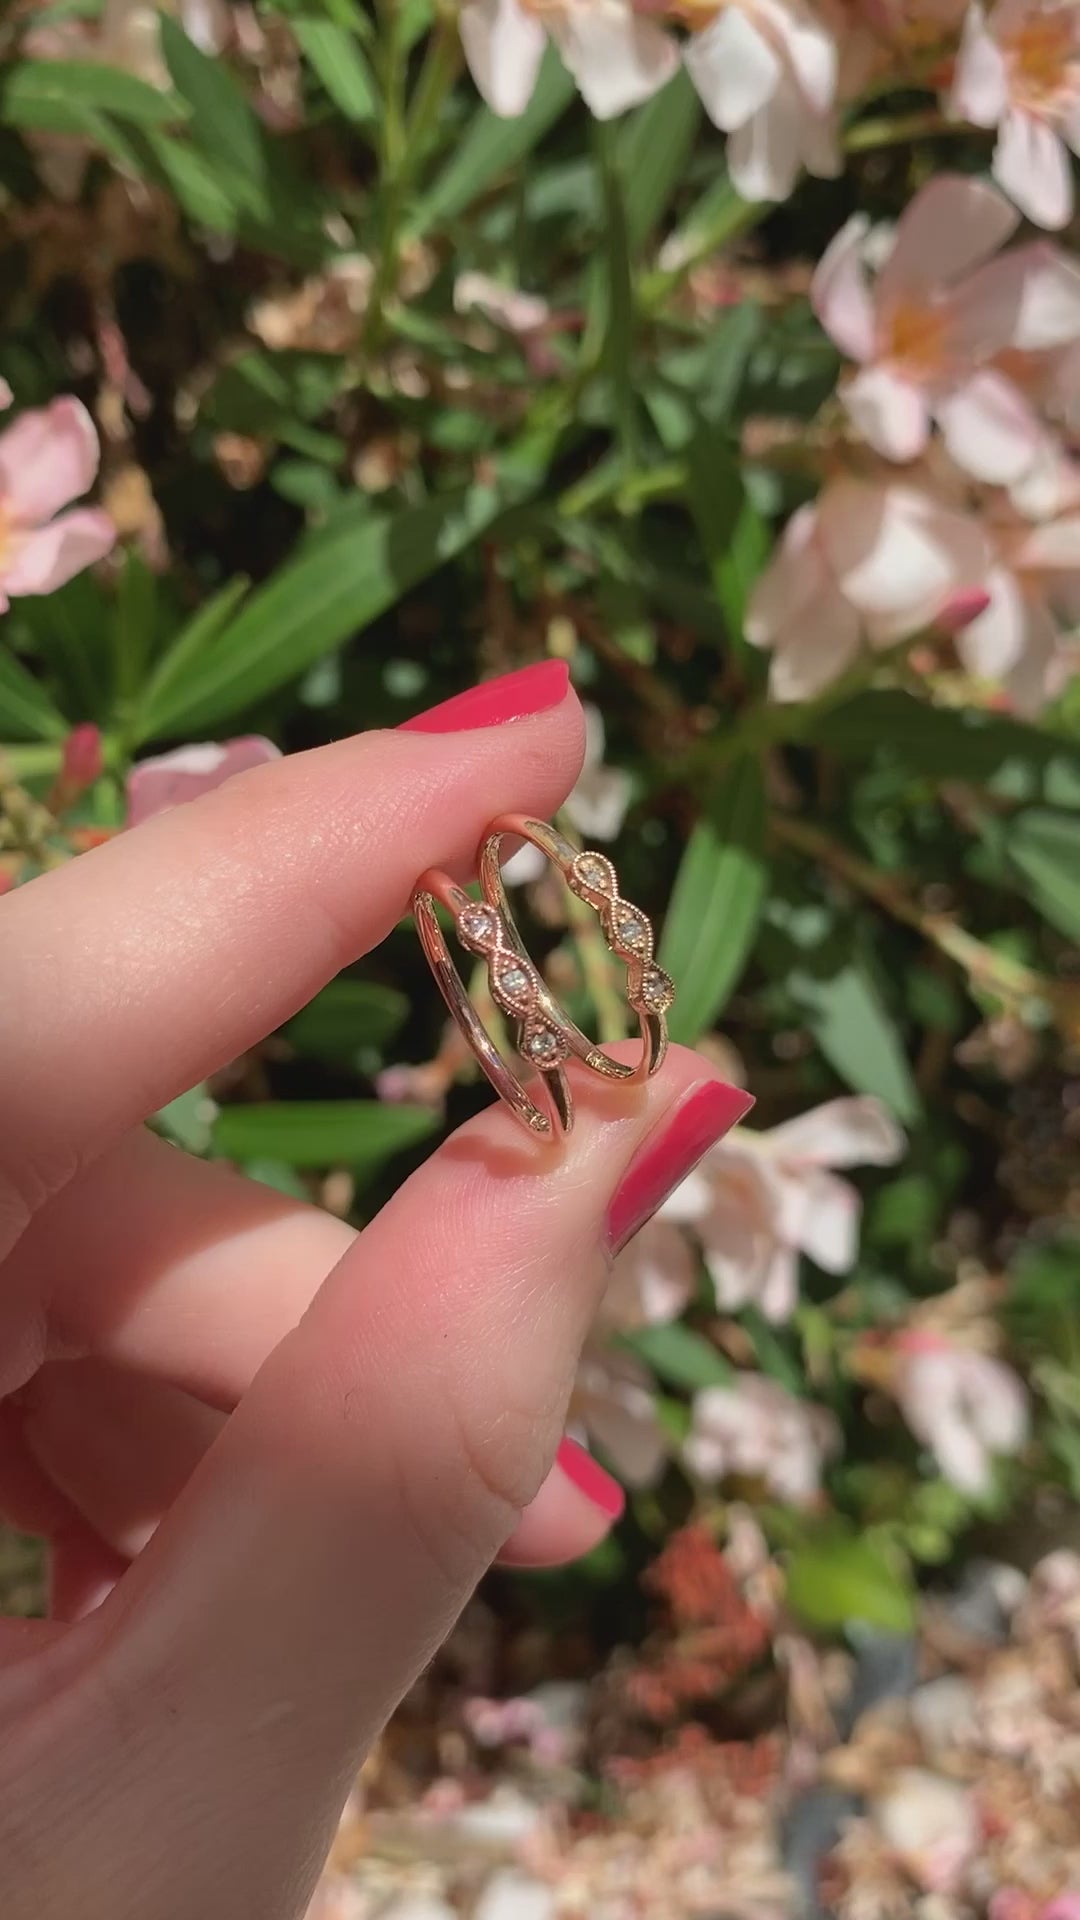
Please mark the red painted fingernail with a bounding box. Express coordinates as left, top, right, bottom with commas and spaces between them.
606, 1080, 755, 1255
556, 1437, 625, 1520
399, 660, 570, 734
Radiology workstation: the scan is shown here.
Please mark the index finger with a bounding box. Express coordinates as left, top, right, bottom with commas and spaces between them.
0, 662, 582, 1249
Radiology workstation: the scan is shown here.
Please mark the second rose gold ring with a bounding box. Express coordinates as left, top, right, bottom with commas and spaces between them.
411, 816, 675, 1139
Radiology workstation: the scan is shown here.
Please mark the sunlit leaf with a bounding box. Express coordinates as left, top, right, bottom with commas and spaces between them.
213, 1100, 437, 1169
660, 759, 768, 1042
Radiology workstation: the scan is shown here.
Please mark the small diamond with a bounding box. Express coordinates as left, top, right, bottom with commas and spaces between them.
641, 966, 675, 1013
576, 854, 609, 890
524, 1028, 559, 1062
616, 913, 648, 951
498, 964, 530, 1000
459, 905, 496, 945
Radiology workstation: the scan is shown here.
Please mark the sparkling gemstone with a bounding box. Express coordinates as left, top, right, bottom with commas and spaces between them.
459, 905, 496, 944
642, 967, 675, 1012
524, 1028, 559, 1062
616, 913, 647, 951
576, 854, 609, 890
498, 964, 530, 999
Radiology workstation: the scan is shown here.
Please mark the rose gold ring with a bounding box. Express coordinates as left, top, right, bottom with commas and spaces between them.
412, 868, 574, 1139
479, 815, 673, 1086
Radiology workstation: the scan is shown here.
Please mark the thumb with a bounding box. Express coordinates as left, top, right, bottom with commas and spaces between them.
3, 1055, 750, 1920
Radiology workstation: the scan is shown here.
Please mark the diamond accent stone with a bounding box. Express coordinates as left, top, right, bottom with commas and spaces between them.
498, 964, 530, 1000
641, 966, 675, 1013
576, 854, 610, 891
459, 905, 496, 945
524, 1028, 560, 1062
616, 914, 647, 951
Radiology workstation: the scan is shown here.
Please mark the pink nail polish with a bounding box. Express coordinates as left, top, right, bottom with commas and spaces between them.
606, 1080, 755, 1255
556, 1437, 625, 1519
399, 660, 570, 735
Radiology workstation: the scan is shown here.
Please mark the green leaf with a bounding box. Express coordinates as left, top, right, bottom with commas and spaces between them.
790, 958, 920, 1123
151, 1084, 217, 1154
623, 1323, 733, 1392
0, 645, 67, 741
660, 759, 767, 1042
594, 120, 638, 465
812, 690, 1078, 801
618, 68, 702, 252
410, 51, 574, 234
284, 980, 409, 1060
0, 59, 182, 131
140, 487, 524, 735
212, 1100, 437, 1169
1007, 810, 1080, 941
293, 16, 377, 121
137, 577, 251, 741
685, 422, 769, 644
160, 16, 265, 193
786, 1526, 916, 1634
139, 128, 240, 231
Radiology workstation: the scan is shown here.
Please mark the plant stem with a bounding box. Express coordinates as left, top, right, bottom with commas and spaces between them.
366, 11, 460, 357
845, 106, 961, 151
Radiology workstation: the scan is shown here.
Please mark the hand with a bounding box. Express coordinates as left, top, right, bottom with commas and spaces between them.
0, 663, 748, 1920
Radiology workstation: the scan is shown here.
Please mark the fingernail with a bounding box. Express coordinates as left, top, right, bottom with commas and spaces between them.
556, 1437, 625, 1520
606, 1079, 755, 1255
399, 660, 570, 735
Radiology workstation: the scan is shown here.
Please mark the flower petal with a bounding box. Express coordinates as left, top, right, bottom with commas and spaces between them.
0, 396, 102, 530
683, 8, 781, 132
0, 506, 114, 597
758, 1241, 800, 1322
948, 1, 1007, 125
820, 478, 988, 632
459, 0, 546, 117
877, 172, 1017, 307
1003, 594, 1068, 714
842, 364, 930, 462
994, 107, 1073, 231
767, 1095, 905, 1167
551, 6, 679, 119
126, 736, 282, 827
936, 368, 1042, 484
726, 78, 803, 201
1000, 241, 1080, 350
745, 501, 824, 647
955, 563, 1028, 677
768, 583, 862, 700
1013, 512, 1080, 570
811, 214, 876, 361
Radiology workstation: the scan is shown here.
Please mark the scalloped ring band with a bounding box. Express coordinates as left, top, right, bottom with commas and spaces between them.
411, 815, 675, 1140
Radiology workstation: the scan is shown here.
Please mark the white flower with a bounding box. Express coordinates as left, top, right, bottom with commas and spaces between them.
894, 1336, 1029, 1497
459, 0, 678, 120
871, 1768, 980, 1893
812, 174, 1080, 479
950, 0, 1080, 231
959, 476, 1080, 713
503, 704, 632, 885
685, 1373, 839, 1502
746, 466, 992, 699
601, 1217, 699, 1332
570, 1345, 668, 1486
454, 273, 551, 334
683, 0, 841, 201
668, 1097, 904, 1323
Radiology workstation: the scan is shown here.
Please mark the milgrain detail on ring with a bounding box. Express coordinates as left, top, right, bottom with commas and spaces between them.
567, 849, 677, 1022
454, 897, 570, 1068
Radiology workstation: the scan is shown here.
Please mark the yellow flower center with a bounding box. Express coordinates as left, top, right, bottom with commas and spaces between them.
884, 298, 950, 376
1003, 8, 1079, 113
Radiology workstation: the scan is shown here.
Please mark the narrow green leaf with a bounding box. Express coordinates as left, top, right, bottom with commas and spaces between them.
618, 68, 702, 252
1007, 810, 1080, 940
0, 59, 183, 129
623, 1323, 733, 1392
293, 16, 377, 121
212, 1100, 437, 1168
685, 422, 769, 643
594, 120, 638, 465
790, 959, 921, 1123
284, 980, 409, 1060
142, 486, 523, 735
140, 128, 240, 231
410, 51, 574, 234
113, 550, 156, 709
160, 16, 265, 191
0, 645, 67, 741
786, 1528, 916, 1633
813, 690, 1078, 798
137, 578, 251, 741
660, 759, 768, 1042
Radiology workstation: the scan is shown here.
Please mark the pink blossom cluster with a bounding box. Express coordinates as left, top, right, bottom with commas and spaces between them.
748, 174, 1080, 709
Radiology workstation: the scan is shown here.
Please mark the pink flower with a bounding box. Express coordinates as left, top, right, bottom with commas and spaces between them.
570, 1345, 668, 1486
959, 475, 1080, 712
684, 1373, 839, 1503
682, 0, 841, 202
872, 1768, 980, 1892
950, 0, 1080, 230
0, 398, 115, 610
601, 1217, 699, 1332
746, 468, 991, 698
893, 1332, 1029, 1497
668, 1096, 904, 1322
125, 736, 281, 827
458, 0, 678, 120
51, 722, 104, 811
812, 175, 1080, 479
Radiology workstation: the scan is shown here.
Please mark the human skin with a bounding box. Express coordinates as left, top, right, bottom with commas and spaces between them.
0, 664, 749, 1918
